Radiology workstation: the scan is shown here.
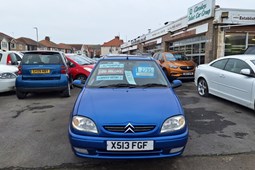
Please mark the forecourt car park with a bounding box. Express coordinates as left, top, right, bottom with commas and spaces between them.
1, 81, 255, 169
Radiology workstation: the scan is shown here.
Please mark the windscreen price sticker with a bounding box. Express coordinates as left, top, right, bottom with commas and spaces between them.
99, 63, 124, 68
136, 67, 155, 77
98, 68, 124, 75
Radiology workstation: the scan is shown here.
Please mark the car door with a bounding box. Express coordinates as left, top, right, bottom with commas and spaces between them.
207, 58, 228, 94
219, 58, 254, 107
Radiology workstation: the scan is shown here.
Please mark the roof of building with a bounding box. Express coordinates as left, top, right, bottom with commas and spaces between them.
39, 36, 58, 48
58, 43, 72, 50
0, 32, 14, 41
102, 36, 124, 47
16, 37, 38, 46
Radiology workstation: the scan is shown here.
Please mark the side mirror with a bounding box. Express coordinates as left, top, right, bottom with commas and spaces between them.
240, 69, 253, 77
172, 80, 182, 88
73, 80, 85, 89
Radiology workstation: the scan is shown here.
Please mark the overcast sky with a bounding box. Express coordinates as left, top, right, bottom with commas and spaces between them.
1, 0, 255, 44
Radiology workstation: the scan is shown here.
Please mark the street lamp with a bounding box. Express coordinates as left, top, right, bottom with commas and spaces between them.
33, 27, 39, 50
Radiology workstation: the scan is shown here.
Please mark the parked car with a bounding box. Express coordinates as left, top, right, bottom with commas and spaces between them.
66, 55, 94, 81
153, 52, 196, 80
195, 55, 255, 110
0, 51, 23, 66
0, 65, 18, 93
16, 51, 71, 99
69, 55, 188, 159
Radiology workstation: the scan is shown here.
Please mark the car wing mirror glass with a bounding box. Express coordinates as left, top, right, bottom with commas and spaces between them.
172, 80, 182, 88
240, 69, 253, 77
73, 80, 85, 88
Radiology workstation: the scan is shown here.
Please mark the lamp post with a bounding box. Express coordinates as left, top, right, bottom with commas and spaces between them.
33, 27, 38, 50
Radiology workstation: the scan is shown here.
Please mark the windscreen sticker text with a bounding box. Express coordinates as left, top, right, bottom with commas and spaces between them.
96, 75, 123, 81
125, 71, 136, 85
135, 67, 155, 77
98, 68, 124, 75
99, 63, 124, 68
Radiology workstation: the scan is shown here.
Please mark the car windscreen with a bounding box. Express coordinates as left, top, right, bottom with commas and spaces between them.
86, 60, 169, 88
165, 53, 188, 61
22, 53, 63, 65
69, 55, 91, 65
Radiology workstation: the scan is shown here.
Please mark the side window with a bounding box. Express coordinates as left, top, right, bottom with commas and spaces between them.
158, 53, 163, 61
10, 53, 18, 64
210, 59, 228, 70
14, 53, 22, 61
153, 53, 159, 60
224, 59, 252, 74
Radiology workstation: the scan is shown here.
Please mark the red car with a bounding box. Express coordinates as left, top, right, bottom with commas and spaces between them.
66, 55, 94, 81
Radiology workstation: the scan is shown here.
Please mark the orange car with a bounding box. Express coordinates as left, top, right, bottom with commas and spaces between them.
153, 52, 196, 80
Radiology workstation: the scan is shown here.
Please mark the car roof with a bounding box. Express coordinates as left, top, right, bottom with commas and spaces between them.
222, 55, 255, 61
23, 50, 62, 54
102, 54, 153, 61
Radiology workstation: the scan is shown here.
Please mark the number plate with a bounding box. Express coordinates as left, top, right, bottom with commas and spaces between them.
31, 69, 50, 74
183, 72, 193, 76
107, 141, 154, 151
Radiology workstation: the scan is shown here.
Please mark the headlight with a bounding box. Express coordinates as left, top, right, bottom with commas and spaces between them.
0, 73, 17, 79
169, 64, 178, 69
72, 116, 98, 134
84, 67, 92, 72
160, 115, 185, 133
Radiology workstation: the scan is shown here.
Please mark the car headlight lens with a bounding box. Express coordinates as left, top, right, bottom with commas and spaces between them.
72, 116, 98, 134
161, 115, 185, 133
169, 64, 178, 69
84, 67, 92, 72
0, 73, 17, 79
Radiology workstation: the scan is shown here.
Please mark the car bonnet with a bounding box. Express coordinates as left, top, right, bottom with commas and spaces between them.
75, 88, 183, 125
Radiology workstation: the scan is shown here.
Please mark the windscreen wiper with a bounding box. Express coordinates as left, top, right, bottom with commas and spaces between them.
139, 83, 168, 88
98, 83, 138, 88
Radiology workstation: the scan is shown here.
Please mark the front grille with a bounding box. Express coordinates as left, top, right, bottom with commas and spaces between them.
104, 125, 155, 133
180, 66, 194, 70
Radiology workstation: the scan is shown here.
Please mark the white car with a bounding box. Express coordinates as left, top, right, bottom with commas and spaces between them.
0, 64, 18, 92
195, 55, 255, 110
0, 51, 23, 66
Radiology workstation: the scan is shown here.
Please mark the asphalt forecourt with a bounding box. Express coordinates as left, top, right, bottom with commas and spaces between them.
0, 82, 255, 169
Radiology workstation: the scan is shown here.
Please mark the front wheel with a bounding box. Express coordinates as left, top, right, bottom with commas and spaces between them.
16, 90, 27, 99
197, 78, 209, 97
75, 74, 87, 83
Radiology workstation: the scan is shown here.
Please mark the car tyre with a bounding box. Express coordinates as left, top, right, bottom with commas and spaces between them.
197, 78, 209, 97
16, 90, 27, 99
61, 84, 71, 97
76, 74, 87, 83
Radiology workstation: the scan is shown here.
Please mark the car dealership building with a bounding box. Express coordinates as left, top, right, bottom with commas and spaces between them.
121, 0, 255, 65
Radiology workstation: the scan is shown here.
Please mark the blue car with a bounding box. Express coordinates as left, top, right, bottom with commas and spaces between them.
69, 55, 188, 159
16, 51, 71, 99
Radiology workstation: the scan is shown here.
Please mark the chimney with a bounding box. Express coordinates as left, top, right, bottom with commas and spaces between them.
115, 36, 119, 39
45, 36, 50, 41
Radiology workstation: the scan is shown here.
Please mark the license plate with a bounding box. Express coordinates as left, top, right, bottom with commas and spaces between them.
31, 69, 50, 74
107, 141, 154, 151
183, 72, 193, 76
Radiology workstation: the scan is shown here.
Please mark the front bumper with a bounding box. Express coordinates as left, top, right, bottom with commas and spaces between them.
69, 127, 188, 159
0, 79, 16, 93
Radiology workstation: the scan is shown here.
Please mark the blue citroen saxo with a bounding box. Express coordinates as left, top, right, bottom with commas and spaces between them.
69, 55, 188, 159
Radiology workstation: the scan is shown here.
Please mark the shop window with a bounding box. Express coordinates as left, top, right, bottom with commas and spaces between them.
248, 33, 255, 47
200, 43, 205, 53
193, 44, 199, 54
225, 33, 246, 56
179, 46, 185, 53
185, 45, 192, 54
